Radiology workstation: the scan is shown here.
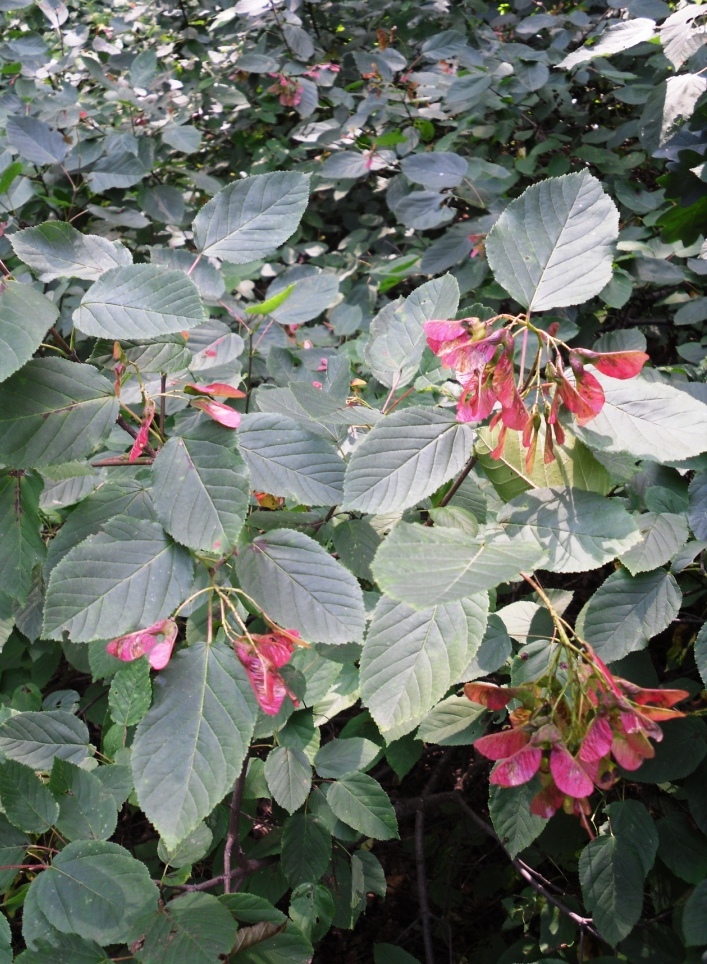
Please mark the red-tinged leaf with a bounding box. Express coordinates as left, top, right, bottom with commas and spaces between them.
457, 370, 496, 422
630, 704, 687, 722
579, 716, 614, 763
489, 744, 542, 787
530, 783, 565, 818
550, 743, 595, 797
106, 618, 178, 671
464, 681, 518, 710
611, 732, 652, 770
492, 352, 529, 431
557, 366, 604, 425
620, 708, 662, 742
190, 397, 241, 428
423, 319, 467, 353
475, 728, 530, 761
573, 349, 649, 380
128, 399, 156, 462
235, 631, 300, 716
183, 381, 247, 399
617, 680, 690, 709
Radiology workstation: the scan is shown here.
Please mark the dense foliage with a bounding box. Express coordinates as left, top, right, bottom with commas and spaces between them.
0, 0, 706, 960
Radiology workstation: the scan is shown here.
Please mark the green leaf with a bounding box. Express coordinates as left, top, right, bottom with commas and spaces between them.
696, 623, 707, 687
158, 822, 213, 868
25, 840, 158, 945
558, 18, 656, 69
16, 933, 115, 962
219, 893, 287, 925
6, 116, 67, 165
660, 4, 707, 68
132, 642, 256, 849
400, 152, 468, 189
0, 281, 58, 383
684, 879, 707, 946
489, 783, 547, 859
49, 759, 117, 842
11, 223, 132, 281
152, 423, 249, 554
360, 595, 483, 740
314, 738, 381, 779
0, 710, 89, 769
499, 487, 640, 573
576, 375, 707, 463
617, 512, 689, 574
605, 800, 657, 878
238, 414, 344, 506
281, 813, 331, 886
627, 717, 707, 783
657, 813, 707, 884
581, 569, 682, 662
266, 268, 340, 326
0, 358, 119, 468
331, 519, 381, 582
371, 524, 546, 609
342, 407, 475, 515
244, 282, 295, 315
327, 772, 398, 840
476, 425, 611, 502
486, 172, 619, 311
264, 746, 312, 814
236, 528, 366, 644
688, 472, 707, 540
108, 659, 152, 726
43, 516, 194, 642
73, 265, 205, 339
0, 471, 45, 604
416, 695, 486, 746
374, 945, 422, 964
44, 477, 154, 578
579, 835, 644, 945
137, 892, 238, 964
192, 171, 310, 263
0, 759, 59, 833
0, 813, 29, 890
162, 124, 202, 153
364, 275, 460, 389
230, 925, 313, 963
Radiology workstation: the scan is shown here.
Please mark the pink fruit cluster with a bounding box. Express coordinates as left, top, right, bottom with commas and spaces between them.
234, 629, 301, 715
466, 650, 689, 823
424, 317, 649, 468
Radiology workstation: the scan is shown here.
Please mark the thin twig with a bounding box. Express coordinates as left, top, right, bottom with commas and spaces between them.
164, 856, 276, 893
416, 807, 435, 964
452, 796, 604, 944
424, 455, 478, 525
222, 756, 249, 894
48, 327, 81, 363
414, 750, 454, 964
159, 374, 167, 436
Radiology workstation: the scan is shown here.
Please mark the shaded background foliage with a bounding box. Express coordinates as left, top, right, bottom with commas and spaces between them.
0, 0, 705, 961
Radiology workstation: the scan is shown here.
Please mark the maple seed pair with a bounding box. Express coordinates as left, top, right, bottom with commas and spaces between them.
106, 621, 301, 717
465, 660, 690, 822
423, 316, 649, 467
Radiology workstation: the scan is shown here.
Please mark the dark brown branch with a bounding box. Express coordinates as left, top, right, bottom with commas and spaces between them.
223, 756, 249, 894
451, 796, 604, 944
116, 414, 157, 458
159, 373, 167, 436
424, 455, 478, 525
162, 856, 276, 893
91, 457, 154, 467
49, 327, 81, 363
